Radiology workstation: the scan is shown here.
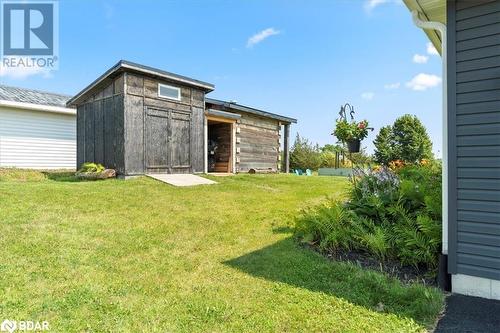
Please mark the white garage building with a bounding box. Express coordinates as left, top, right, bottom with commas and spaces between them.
0, 85, 76, 169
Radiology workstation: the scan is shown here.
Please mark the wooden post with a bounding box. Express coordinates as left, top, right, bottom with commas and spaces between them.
284, 124, 290, 173
204, 116, 208, 173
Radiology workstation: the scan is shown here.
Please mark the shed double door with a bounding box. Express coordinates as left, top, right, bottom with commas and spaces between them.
145, 107, 191, 173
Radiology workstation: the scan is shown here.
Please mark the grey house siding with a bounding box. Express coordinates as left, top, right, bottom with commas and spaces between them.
448, 0, 500, 281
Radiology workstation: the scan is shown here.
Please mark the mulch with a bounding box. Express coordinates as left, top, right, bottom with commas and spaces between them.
308, 245, 437, 286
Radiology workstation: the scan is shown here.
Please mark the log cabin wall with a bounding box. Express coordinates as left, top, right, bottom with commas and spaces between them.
236, 112, 281, 173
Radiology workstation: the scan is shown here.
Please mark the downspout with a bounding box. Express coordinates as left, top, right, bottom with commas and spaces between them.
411, 11, 448, 257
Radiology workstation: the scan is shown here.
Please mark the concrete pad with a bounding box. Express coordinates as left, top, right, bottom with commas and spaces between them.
146, 173, 216, 187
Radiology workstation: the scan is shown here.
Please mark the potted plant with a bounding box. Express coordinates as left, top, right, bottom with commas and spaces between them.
333, 119, 369, 153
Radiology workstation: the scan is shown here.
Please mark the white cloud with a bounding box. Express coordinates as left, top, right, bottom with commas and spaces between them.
103, 3, 115, 20
384, 82, 400, 90
246, 28, 281, 48
427, 42, 439, 56
413, 54, 429, 64
406, 73, 442, 91
361, 92, 375, 100
0, 58, 53, 80
364, 0, 390, 12
364, 0, 401, 12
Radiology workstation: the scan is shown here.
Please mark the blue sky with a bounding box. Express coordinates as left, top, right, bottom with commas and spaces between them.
0, 0, 443, 156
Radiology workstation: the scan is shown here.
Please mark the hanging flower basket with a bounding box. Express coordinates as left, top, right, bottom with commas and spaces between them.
347, 139, 361, 153
333, 119, 369, 153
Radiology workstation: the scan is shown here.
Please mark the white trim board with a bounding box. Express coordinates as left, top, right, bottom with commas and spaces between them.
0, 100, 76, 115
452, 274, 500, 300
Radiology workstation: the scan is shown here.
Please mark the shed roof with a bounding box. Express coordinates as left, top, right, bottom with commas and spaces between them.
67, 60, 215, 107
206, 98, 297, 124
0, 84, 71, 108
403, 0, 446, 54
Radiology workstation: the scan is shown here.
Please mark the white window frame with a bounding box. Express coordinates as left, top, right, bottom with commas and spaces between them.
158, 83, 181, 101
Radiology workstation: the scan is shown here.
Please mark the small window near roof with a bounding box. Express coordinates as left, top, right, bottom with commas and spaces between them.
158, 83, 181, 101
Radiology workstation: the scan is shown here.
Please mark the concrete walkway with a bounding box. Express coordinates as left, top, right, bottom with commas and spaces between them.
146, 173, 216, 187
435, 294, 500, 333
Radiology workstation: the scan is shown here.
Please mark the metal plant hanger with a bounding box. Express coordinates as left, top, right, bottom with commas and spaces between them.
338, 103, 356, 122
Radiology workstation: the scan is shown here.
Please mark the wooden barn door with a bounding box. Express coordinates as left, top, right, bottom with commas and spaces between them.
169, 111, 191, 172
145, 107, 191, 173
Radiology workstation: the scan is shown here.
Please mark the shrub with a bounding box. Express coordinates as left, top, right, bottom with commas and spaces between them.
295, 161, 442, 272
320, 151, 338, 168
78, 162, 105, 174
290, 134, 322, 171
348, 149, 373, 166
389, 205, 441, 268
374, 115, 433, 165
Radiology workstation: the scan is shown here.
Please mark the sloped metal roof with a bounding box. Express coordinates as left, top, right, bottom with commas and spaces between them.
206, 98, 297, 124
67, 60, 215, 106
0, 84, 71, 108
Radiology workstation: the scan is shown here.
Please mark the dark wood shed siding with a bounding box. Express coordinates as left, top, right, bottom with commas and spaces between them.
123, 73, 205, 175
448, 0, 500, 280
76, 75, 125, 173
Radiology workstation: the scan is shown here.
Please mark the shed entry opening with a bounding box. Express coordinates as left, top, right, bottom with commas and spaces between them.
207, 119, 233, 173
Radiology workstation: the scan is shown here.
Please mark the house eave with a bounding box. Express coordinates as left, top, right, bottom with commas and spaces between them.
403, 0, 446, 54
0, 99, 76, 115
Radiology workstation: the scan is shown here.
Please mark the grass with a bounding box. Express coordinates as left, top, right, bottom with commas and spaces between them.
0, 169, 443, 332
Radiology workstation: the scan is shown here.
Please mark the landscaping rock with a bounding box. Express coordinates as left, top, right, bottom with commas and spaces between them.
76, 169, 116, 180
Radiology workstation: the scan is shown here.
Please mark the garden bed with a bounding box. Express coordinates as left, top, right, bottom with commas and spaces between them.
308, 245, 436, 286
295, 161, 443, 285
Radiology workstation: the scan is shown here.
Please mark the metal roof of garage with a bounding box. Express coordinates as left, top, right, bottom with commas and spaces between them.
0, 85, 71, 108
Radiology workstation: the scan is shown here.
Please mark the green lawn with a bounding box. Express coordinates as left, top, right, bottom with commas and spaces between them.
0, 170, 443, 332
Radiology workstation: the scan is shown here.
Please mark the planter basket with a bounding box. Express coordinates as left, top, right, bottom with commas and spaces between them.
347, 140, 361, 153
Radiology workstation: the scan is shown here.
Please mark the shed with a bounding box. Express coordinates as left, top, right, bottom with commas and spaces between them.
205, 98, 296, 173
0, 85, 76, 169
68, 60, 296, 176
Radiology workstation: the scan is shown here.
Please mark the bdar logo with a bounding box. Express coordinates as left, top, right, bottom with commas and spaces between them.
0, 319, 17, 333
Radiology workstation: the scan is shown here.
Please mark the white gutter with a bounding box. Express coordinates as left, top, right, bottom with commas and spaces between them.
412, 11, 448, 255
0, 99, 76, 115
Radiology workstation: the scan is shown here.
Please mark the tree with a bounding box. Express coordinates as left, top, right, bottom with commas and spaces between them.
373, 126, 395, 165
349, 148, 373, 166
393, 115, 433, 163
374, 115, 433, 165
290, 134, 322, 171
